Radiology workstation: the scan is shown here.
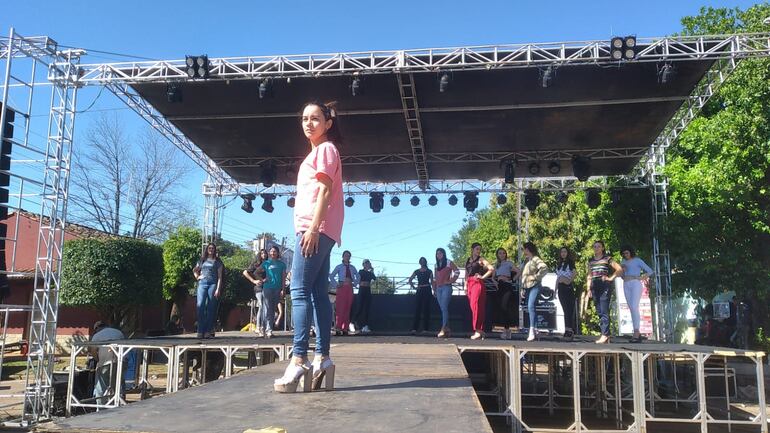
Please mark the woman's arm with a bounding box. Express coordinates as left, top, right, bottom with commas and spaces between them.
242, 269, 259, 285
193, 263, 201, 280
301, 173, 333, 257
449, 261, 460, 283
640, 259, 655, 279
329, 264, 340, 287
607, 259, 623, 281
215, 262, 223, 298
479, 258, 495, 279
408, 270, 417, 288
586, 263, 592, 297
534, 257, 548, 282
351, 266, 360, 286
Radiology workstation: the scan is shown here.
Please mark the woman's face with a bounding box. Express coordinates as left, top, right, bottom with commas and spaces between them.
301, 105, 331, 143
269, 248, 279, 259
622, 250, 631, 260
472, 245, 481, 257
260, 250, 268, 260
592, 243, 604, 255
436, 250, 445, 261
560, 248, 568, 259
523, 248, 533, 259
207, 245, 216, 256
497, 249, 507, 261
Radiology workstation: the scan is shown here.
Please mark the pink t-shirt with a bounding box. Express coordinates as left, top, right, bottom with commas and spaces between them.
293, 141, 344, 245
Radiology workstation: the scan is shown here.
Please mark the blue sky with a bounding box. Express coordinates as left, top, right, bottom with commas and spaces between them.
3, 0, 760, 276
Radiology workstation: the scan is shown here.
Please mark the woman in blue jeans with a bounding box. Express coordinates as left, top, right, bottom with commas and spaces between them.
433, 248, 459, 338
519, 242, 548, 341
274, 101, 344, 393
193, 243, 224, 339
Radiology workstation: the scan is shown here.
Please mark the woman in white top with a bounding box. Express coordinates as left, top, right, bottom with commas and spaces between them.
555, 247, 577, 341
620, 245, 654, 343
494, 248, 519, 340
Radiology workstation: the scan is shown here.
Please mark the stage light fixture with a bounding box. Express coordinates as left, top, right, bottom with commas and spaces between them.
428, 195, 438, 206
524, 189, 540, 211
166, 83, 182, 103
185, 55, 209, 79
586, 188, 601, 209
287, 197, 295, 208
548, 161, 561, 174
658, 62, 675, 84
410, 195, 420, 206
463, 192, 478, 212
439, 72, 451, 93
390, 196, 400, 207
351, 76, 362, 96
571, 155, 592, 181
496, 194, 507, 205
555, 191, 568, 204
528, 162, 541, 176
541, 66, 553, 88
259, 79, 273, 99
369, 192, 384, 213
261, 193, 276, 213
240, 193, 256, 213
623, 36, 637, 59
448, 194, 458, 206
504, 161, 515, 184
260, 164, 276, 187
610, 36, 636, 60
346, 196, 355, 208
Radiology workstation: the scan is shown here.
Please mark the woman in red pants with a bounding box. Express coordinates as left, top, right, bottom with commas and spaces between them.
329, 250, 359, 335
464, 242, 494, 340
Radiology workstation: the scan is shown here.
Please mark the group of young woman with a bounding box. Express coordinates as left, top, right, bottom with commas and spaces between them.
329, 251, 375, 335
241, 246, 288, 339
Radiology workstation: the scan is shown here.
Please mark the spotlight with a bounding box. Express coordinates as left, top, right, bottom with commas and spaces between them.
351, 76, 362, 96
185, 55, 209, 79
658, 62, 675, 84
287, 197, 295, 208
346, 196, 355, 208
410, 195, 420, 206
504, 161, 515, 184
369, 192, 384, 213
610, 36, 636, 60
524, 189, 540, 211
260, 164, 276, 187
166, 83, 182, 103
586, 188, 601, 209
548, 161, 561, 175
240, 193, 256, 213
541, 66, 553, 88
259, 79, 273, 99
428, 195, 438, 206
610, 37, 624, 60
623, 36, 637, 59
496, 194, 507, 205
528, 162, 541, 176
555, 191, 568, 204
448, 194, 458, 206
571, 155, 592, 181
439, 72, 451, 93
463, 192, 478, 212
261, 193, 276, 213
390, 196, 400, 207
610, 188, 622, 206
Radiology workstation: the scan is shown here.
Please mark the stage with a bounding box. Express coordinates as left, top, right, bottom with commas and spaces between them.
42, 332, 769, 433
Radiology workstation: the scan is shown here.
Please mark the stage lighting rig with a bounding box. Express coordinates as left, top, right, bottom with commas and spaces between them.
351, 76, 363, 96
504, 161, 515, 184
428, 195, 438, 206
390, 196, 400, 207
548, 161, 561, 175
524, 189, 540, 211
439, 72, 451, 93
166, 83, 183, 103
463, 192, 478, 212
586, 188, 601, 209
259, 79, 273, 99
571, 155, 592, 181
369, 192, 384, 212
448, 194, 458, 206
287, 197, 295, 208
610, 36, 637, 60
240, 193, 256, 213
346, 196, 355, 208
496, 194, 507, 205
185, 55, 209, 79
261, 193, 276, 213
528, 162, 541, 176
410, 195, 420, 206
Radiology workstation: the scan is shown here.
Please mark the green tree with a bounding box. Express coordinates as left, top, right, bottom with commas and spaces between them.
162, 226, 202, 321
61, 238, 164, 331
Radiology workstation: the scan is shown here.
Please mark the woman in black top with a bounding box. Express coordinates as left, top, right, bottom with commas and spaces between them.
408, 257, 434, 334
243, 249, 269, 336
354, 259, 376, 334
555, 247, 577, 341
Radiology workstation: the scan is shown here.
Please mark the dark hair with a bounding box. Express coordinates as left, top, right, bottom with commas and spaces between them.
302, 100, 344, 145
435, 248, 448, 271
593, 240, 607, 256
620, 244, 636, 257
268, 245, 280, 257
495, 248, 508, 268
257, 249, 268, 265
200, 243, 219, 263
557, 246, 575, 271
419, 257, 427, 267
471, 242, 482, 250
342, 250, 351, 258
523, 241, 539, 257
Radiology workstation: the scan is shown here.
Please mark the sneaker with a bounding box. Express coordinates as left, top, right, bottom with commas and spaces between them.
361, 325, 371, 334
348, 323, 356, 333
255, 327, 264, 337
265, 330, 273, 339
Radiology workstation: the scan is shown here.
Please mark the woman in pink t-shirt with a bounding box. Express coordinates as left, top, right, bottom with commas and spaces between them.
274, 101, 344, 393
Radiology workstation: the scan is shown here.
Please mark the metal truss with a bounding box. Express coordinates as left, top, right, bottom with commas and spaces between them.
210, 176, 651, 198
67, 33, 770, 84
396, 73, 429, 188
213, 147, 649, 170
202, 178, 224, 245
